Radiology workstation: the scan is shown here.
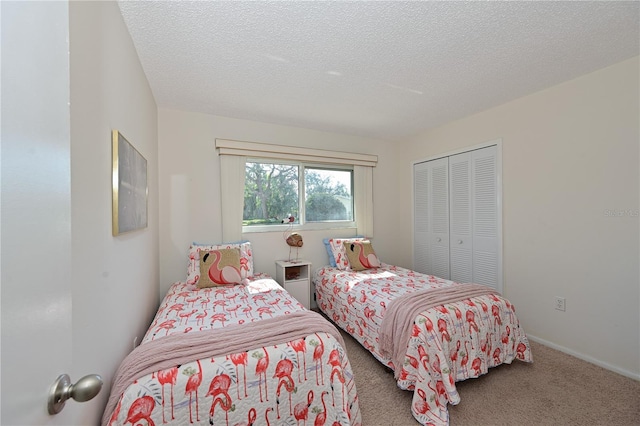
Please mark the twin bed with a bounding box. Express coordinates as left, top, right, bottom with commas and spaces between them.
103, 238, 531, 426
102, 242, 361, 426
314, 237, 532, 425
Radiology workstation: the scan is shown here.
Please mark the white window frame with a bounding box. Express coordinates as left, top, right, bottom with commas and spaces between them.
216, 139, 377, 241
243, 159, 356, 233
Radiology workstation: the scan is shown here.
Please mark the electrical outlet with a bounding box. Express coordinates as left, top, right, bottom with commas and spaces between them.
555, 297, 566, 311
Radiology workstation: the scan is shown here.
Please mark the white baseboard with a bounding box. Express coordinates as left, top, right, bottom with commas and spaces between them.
527, 334, 640, 381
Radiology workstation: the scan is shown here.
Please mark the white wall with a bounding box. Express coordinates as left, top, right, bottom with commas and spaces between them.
158, 109, 402, 296
69, 2, 159, 424
398, 57, 640, 378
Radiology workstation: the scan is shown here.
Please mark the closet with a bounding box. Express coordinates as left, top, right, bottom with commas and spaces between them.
413, 144, 502, 292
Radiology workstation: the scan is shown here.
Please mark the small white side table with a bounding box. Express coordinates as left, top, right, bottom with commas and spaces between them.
275, 259, 312, 310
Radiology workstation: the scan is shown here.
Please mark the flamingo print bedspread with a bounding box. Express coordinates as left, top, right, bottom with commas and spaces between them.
314, 264, 532, 426
105, 276, 361, 426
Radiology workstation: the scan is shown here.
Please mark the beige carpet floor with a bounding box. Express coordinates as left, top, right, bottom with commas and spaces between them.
339, 328, 640, 426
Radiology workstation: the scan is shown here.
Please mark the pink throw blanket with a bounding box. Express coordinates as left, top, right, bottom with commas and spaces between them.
379, 282, 497, 379
101, 309, 344, 426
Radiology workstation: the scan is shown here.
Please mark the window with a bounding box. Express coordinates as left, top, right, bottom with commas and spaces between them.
243, 161, 353, 229
215, 139, 376, 241
305, 167, 353, 222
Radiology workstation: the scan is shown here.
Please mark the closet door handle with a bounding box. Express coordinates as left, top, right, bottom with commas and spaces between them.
457, 239, 463, 244
436, 237, 441, 242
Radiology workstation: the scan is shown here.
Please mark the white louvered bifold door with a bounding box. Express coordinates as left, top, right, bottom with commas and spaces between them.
414, 145, 500, 288
413, 162, 430, 274
471, 145, 500, 290
449, 152, 473, 283
413, 158, 450, 278
429, 158, 450, 279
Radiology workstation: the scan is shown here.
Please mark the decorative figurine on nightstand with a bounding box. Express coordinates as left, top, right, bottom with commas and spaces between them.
282, 215, 303, 262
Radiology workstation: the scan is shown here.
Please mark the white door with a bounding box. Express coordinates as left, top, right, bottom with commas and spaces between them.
414, 144, 502, 291
413, 162, 431, 274
449, 151, 473, 283
1, 2, 95, 424
429, 158, 450, 279
414, 157, 450, 278
471, 145, 500, 290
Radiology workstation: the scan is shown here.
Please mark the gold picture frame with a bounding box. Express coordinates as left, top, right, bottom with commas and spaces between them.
112, 130, 148, 236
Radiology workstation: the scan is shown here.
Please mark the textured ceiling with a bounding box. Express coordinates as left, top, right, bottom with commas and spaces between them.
118, 1, 639, 141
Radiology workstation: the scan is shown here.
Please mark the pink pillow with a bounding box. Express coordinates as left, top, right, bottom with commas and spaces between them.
343, 240, 380, 271
326, 237, 368, 271
198, 248, 243, 288
187, 241, 253, 285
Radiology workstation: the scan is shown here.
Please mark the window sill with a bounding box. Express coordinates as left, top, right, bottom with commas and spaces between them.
242, 221, 356, 234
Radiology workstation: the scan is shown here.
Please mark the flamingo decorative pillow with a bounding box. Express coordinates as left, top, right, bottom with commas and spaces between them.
343, 240, 381, 271
198, 248, 243, 288
187, 241, 253, 285
326, 237, 367, 270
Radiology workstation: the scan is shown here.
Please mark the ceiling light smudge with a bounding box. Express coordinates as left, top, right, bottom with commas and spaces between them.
386, 83, 423, 95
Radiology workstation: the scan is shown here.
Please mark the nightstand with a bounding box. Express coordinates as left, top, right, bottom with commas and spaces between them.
275, 260, 311, 310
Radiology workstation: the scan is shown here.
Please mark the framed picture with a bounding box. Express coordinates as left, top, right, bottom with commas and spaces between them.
112, 130, 147, 236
